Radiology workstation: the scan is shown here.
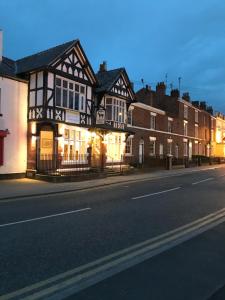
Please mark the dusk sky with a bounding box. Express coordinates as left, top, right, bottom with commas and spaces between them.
0, 0, 225, 112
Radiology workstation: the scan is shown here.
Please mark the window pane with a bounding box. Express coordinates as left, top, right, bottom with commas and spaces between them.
56, 78, 61, 86
80, 86, 85, 94
75, 84, 79, 92
63, 90, 68, 107
75, 93, 79, 110
69, 91, 73, 109
106, 105, 112, 120
63, 80, 68, 88
56, 87, 61, 106
69, 82, 73, 90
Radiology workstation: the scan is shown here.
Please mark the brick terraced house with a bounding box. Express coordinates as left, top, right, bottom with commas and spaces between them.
125, 83, 214, 168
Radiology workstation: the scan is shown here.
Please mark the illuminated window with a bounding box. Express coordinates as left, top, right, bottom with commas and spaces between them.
62, 128, 88, 162
175, 144, 179, 158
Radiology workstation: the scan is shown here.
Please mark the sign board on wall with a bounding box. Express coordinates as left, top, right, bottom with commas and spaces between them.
66, 111, 80, 124
96, 109, 105, 125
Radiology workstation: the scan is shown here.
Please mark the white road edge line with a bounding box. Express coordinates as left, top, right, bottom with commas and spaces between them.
0, 208, 91, 228
192, 177, 214, 185
132, 187, 181, 200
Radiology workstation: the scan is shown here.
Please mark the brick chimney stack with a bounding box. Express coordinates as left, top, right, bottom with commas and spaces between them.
170, 89, 180, 98
0, 30, 2, 62
99, 61, 107, 72
156, 82, 166, 97
182, 92, 190, 102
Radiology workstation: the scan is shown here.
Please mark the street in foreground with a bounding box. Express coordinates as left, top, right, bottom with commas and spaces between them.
1, 167, 225, 299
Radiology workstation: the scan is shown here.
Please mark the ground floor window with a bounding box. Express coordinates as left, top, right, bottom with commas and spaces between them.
175, 144, 179, 158
167, 142, 172, 155
106, 132, 125, 162
149, 140, 156, 156
159, 143, 164, 158
184, 142, 188, 156
60, 126, 89, 162
125, 136, 133, 155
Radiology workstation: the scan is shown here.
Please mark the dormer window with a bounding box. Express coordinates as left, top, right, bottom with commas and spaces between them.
55, 76, 85, 112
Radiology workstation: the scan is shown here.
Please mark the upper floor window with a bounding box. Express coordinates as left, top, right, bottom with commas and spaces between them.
168, 118, 173, 133
195, 124, 198, 138
184, 121, 188, 136
55, 77, 86, 112
184, 141, 188, 156
127, 109, 133, 126
195, 110, 198, 123
184, 105, 188, 119
150, 113, 156, 129
105, 98, 126, 123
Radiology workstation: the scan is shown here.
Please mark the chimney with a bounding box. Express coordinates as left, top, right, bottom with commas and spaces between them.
182, 92, 190, 102
200, 101, 207, 110
0, 30, 2, 62
156, 82, 166, 97
170, 89, 180, 98
99, 61, 107, 72
145, 84, 151, 91
192, 101, 200, 108
206, 106, 213, 115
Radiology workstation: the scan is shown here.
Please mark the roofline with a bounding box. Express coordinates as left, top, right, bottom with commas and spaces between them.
0, 74, 28, 83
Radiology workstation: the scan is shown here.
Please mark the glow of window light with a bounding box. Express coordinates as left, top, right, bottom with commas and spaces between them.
31, 122, 36, 134
216, 130, 222, 143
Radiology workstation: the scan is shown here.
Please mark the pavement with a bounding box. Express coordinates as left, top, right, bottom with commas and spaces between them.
1, 165, 225, 299
0, 164, 224, 200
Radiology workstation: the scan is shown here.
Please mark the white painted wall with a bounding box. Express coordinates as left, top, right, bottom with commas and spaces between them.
0, 77, 28, 174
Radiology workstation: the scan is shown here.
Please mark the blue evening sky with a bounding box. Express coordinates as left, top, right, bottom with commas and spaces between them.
0, 0, 225, 112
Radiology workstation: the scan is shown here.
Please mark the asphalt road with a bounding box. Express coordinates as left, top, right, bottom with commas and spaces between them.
1, 167, 225, 299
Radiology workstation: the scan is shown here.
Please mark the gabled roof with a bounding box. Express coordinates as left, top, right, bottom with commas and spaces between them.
96, 68, 123, 93
16, 40, 78, 74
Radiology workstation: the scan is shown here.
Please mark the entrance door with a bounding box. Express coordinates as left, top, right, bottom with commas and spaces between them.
38, 130, 54, 172
139, 139, 144, 164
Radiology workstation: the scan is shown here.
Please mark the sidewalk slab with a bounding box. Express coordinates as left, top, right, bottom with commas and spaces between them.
0, 164, 224, 201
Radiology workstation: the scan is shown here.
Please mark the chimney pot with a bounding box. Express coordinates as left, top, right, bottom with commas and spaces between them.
182, 92, 190, 102
156, 82, 166, 96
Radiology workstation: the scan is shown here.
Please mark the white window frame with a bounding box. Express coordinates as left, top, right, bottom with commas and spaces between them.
149, 137, 156, 156
150, 113, 156, 130
195, 110, 198, 123
105, 97, 126, 124
55, 76, 86, 112
125, 136, 133, 156
184, 121, 188, 136
195, 124, 198, 138
184, 105, 188, 119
